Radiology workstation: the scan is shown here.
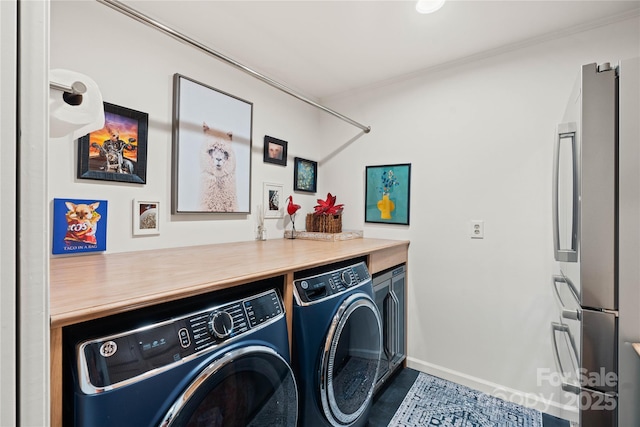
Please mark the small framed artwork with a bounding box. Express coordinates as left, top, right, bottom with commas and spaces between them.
263, 182, 284, 218
172, 73, 253, 214
263, 135, 287, 166
133, 199, 160, 235
77, 102, 148, 184
365, 163, 411, 225
52, 198, 108, 254
294, 157, 317, 193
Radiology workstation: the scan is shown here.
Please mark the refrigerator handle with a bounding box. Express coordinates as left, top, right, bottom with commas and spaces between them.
552, 123, 578, 262
562, 308, 580, 321
551, 275, 582, 320
551, 322, 581, 395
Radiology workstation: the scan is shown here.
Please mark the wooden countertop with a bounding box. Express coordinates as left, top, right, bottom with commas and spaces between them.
50, 238, 409, 328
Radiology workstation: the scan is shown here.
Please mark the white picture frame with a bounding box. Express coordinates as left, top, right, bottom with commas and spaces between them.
263, 182, 284, 219
172, 74, 253, 214
133, 199, 160, 235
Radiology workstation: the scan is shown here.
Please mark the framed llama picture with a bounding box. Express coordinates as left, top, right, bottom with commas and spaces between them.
77, 102, 148, 184
365, 163, 411, 225
172, 74, 253, 214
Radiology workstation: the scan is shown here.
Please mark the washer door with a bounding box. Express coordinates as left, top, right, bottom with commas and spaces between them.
320, 294, 382, 426
160, 345, 297, 427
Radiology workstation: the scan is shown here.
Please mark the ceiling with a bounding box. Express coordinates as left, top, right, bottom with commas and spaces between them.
120, 0, 639, 100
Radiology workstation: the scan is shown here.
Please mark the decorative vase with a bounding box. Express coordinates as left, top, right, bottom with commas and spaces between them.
256, 225, 267, 241
377, 194, 395, 219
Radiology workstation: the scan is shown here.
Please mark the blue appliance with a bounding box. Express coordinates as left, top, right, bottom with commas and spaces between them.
292, 260, 382, 427
64, 286, 298, 427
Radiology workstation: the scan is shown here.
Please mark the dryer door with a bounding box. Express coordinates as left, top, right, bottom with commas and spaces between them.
160, 345, 297, 427
320, 294, 382, 426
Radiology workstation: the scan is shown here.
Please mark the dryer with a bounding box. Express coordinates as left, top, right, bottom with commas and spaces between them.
63, 284, 298, 427
292, 260, 382, 427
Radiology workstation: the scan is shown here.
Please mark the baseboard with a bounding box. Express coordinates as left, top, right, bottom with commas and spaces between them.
406, 357, 579, 424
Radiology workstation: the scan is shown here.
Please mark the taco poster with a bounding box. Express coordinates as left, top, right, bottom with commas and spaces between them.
52, 198, 108, 254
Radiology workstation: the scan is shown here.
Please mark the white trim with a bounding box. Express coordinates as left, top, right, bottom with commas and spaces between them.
19, 1, 50, 425
326, 9, 640, 102
617, 56, 640, 427
0, 1, 18, 425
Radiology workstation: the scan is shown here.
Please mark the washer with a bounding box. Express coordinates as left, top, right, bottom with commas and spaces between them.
292, 260, 382, 427
64, 286, 298, 427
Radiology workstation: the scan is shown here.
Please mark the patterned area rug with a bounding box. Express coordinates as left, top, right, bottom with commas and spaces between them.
388, 373, 543, 427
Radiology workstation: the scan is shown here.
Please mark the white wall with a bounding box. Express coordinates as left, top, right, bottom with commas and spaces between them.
50, 0, 329, 253
319, 16, 640, 422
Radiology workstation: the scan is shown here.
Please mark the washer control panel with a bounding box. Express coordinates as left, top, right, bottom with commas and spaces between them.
77, 289, 283, 393
294, 261, 371, 304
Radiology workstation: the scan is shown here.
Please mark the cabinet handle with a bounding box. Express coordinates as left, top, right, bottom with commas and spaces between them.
383, 294, 392, 360
390, 290, 400, 355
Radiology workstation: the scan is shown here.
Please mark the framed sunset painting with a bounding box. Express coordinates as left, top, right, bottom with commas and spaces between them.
77, 102, 149, 184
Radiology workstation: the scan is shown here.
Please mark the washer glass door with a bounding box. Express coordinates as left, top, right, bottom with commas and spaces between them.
161, 346, 297, 427
320, 295, 382, 425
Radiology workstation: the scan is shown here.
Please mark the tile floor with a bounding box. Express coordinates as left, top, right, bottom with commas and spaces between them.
368, 368, 570, 427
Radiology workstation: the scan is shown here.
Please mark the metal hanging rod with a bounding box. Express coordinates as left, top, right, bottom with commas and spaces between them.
50, 81, 87, 95
96, 0, 371, 134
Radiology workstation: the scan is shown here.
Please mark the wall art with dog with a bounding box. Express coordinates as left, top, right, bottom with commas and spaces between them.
172, 74, 252, 214
77, 102, 148, 184
52, 198, 108, 254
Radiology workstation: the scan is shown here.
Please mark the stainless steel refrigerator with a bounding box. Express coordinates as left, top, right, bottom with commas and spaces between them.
551, 59, 640, 427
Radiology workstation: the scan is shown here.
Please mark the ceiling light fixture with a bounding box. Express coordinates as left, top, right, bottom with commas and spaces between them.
416, 0, 446, 14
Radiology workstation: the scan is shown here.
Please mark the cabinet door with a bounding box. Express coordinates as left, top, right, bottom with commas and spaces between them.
373, 278, 391, 381
391, 270, 406, 361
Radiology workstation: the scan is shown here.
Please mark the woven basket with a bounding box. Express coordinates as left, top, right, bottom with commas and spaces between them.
305, 213, 342, 233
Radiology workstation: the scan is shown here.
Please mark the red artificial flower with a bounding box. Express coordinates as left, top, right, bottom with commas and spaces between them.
313, 193, 344, 215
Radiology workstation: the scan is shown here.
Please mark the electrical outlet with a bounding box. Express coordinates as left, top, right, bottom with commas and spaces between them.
470, 220, 484, 239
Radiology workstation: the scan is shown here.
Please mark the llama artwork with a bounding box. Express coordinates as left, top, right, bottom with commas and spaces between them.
173, 74, 253, 213
199, 122, 238, 212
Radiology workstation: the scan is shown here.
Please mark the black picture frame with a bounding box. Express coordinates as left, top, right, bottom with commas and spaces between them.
293, 157, 317, 193
172, 73, 253, 214
77, 102, 148, 184
263, 135, 287, 166
365, 163, 411, 225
